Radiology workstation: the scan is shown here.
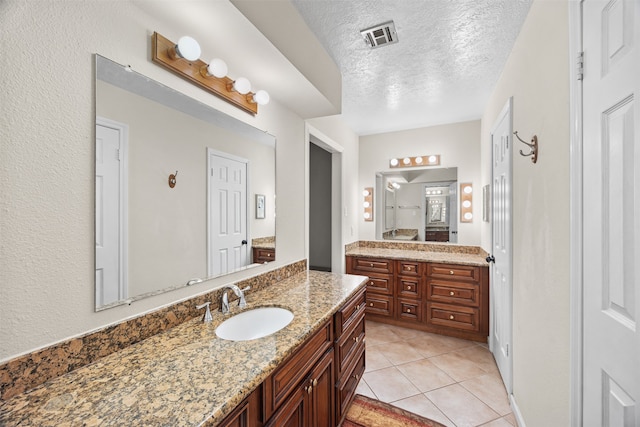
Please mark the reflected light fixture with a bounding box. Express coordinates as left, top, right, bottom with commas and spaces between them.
460, 183, 473, 223
390, 154, 440, 168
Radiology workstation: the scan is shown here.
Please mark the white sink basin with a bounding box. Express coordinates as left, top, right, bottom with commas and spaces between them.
215, 307, 294, 341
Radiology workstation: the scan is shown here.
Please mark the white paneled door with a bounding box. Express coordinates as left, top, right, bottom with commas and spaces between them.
582, 0, 640, 424
489, 98, 513, 394
208, 149, 248, 276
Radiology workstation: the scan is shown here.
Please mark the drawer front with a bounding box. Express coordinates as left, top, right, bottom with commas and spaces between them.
253, 248, 275, 263
365, 293, 393, 317
265, 320, 333, 418
397, 260, 422, 277
335, 287, 366, 338
427, 263, 480, 282
397, 277, 422, 299
396, 298, 422, 322
335, 319, 365, 378
335, 347, 366, 425
426, 302, 479, 332
351, 257, 393, 274
427, 280, 479, 307
364, 276, 393, 295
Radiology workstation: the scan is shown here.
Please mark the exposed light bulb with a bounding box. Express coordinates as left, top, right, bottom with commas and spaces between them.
415, 156, 423, 164
390, 158, 399, 167
403, 157, 411, 165
463, 185, 473, 194
464, 212, 473, 220
428, 155, 437, 163
363, 201, 370, 208
462, 200, 471, 208
362, 189, 370, 197
206, 58, 227, 78
175, 36, 201, 61
232, 77, 251, 94
251, 90, 270, 105
364, 212, 371, 219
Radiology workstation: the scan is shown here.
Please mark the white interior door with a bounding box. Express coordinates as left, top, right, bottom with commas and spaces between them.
95, 119, 127, 307
582, 0, 640, 424
489, 98, 513, 394
208, 149, 248, 276
448, 182, 458, 243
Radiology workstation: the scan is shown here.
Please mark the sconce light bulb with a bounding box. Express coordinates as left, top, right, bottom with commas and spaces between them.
392, 182, 400, 189
232, 77, 252, 94
364, 212, 371, 219
252, 90, 270, 105
428, 155, 437, 163
415, 156, 423, 164
390, 158, 398, 167
175, 36, 201, 61
403, 157, 411, 165
462, 200, 471, 208
363, 201, 370, 208
362, 189, 370, 197
463, 185, 473, 194
207, 58, 228, 78
464, 212, 473, 220
426, 190, 432, 195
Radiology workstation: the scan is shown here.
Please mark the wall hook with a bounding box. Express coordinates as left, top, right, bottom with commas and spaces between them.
168, 171, 178, 188
514, 131, 538, 164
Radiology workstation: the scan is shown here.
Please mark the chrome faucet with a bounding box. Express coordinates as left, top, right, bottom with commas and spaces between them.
220, 285, 251, 314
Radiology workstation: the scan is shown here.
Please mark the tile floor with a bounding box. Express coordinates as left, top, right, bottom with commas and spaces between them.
355, 320, 515, 427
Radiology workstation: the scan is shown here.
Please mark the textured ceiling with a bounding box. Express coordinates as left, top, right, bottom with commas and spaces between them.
291, 0, 532, 135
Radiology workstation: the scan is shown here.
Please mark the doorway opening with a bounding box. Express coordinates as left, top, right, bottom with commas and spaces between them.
309, 142, 332, 271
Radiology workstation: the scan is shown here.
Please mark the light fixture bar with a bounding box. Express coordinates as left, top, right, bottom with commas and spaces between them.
389, 154, 440, 169
151, 32, 258, 115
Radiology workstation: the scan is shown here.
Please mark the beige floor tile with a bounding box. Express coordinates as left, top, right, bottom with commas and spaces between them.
454, 345, 500, 374
354, 378, 377, 399
365, 345, 393, 372
426, 384, 500, 427
429, 352, 489, 382
376, 340, 424, 365
365, 326, 404, 346
460, 374, 511, 416
396, 358, 456, 392
502, 413, 517, 425
409, 332, 476, 358
391, 394, 455, 427
362, 366, 421, 403
385, 324, 429, 340
479, 417, 514, 427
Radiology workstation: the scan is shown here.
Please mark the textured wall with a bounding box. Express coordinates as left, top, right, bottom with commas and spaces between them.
0, 1, 306, 362
480, 0, 570, 425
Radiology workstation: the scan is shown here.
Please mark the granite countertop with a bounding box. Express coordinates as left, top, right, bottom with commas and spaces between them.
252, 241, 275, 250
346, 246, 488, 267
0, 271, 367, 426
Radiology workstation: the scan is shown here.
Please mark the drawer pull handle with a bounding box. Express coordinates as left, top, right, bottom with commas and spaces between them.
306, 385, 312, 394
449, 270, 454, 275
353, 336, 359, 343
312, 378, 318, 387
353, 374, 360, 380
449, 315, 455, 320
450, 291, 455, 296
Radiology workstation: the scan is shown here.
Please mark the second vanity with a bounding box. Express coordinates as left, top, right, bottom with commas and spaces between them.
0, 271, 367, 427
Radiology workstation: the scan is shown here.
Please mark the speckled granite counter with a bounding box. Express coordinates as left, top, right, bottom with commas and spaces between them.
0, 271, 367, 426
251, 236, 275, 250
346, 241, 488, 267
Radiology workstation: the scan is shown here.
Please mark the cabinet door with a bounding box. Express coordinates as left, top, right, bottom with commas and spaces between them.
265, 385, 309, 427
309, 349, 335, 427
219, 386, 263, 427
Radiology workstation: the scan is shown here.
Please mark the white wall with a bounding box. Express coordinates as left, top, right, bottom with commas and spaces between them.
480, 0, 570, 425
359, 120, 482, 245
0, 1, 306, 362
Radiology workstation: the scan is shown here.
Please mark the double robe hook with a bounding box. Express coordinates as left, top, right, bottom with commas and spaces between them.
514, 131, 538, 164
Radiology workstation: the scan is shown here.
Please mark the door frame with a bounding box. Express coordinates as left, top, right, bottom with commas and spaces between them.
95, 116, 129, 308
489, 97, 514, 395
568, 1, 584, 425
305, 124, 344, 273
206, 147, 250, 276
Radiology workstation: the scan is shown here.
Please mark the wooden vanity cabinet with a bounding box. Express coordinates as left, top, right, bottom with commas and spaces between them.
216, 386, 263, 427
346, 257, 394, 318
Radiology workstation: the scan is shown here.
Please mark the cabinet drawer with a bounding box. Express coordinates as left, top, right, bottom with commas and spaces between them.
351, 257, 393, 274
426, 302, 479, 332
335, 318, 365, 378
264, 320, 333, 418
335, 347, 365, 426
364, 276, 393, 295
335, 287, 366, 338
427, 280, 479, 307
427, 263, 480, 282
365, 293, 393, 317
397, 260, 422, 277
253, 248, 275, 263
397, 277, 422, 299
396, 299, 422, 322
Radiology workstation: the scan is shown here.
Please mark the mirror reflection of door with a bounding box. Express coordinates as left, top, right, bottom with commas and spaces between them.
95, 118, 128, 306
208, 149, 248, 276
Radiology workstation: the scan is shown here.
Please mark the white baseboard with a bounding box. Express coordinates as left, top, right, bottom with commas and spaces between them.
510, 393, 526, 427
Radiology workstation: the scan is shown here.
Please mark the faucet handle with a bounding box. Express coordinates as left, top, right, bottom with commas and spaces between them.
238, 286, 250, 308
196, 302, 213, 323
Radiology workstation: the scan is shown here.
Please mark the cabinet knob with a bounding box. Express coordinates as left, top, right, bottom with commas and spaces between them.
449, 270, 454, 275
449, 291, 455, 296
407, 308, 411, 313
369, 302, 374, 307
407, 286, 411, 290
353, 374, 360, 380
353, 336, 359, 343
369, 281, 374, 285
306, 385, 312, 394
312, 378, 318, 387
370, 263, 374, 267
449, 315, 455, 320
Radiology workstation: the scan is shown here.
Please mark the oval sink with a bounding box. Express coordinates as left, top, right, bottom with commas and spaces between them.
215, 307, 294, 341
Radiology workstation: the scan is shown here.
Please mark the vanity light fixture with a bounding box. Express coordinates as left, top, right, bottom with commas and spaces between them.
460, 183, 473, 223
151, 32, 270, 115
363, 187, 374, 221
389, 154, 440, 169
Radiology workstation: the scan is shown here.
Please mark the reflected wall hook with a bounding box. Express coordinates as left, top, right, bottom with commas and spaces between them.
514, 131, 538, 164
168, 171, 178, 188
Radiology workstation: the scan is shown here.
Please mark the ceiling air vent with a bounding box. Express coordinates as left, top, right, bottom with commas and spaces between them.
360, 20, 398, 49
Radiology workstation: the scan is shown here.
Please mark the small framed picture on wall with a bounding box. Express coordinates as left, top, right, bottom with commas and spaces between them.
256, 194, 265, 219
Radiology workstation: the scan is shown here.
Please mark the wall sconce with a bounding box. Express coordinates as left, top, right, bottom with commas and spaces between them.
363, 188, 374, 221
460, 183, 473, 223
151, 32, 269, 115
389, 154, 440, 168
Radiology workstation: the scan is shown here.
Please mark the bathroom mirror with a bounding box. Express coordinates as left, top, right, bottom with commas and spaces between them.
376, 167, 457, 242
95, 55, 276, 310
